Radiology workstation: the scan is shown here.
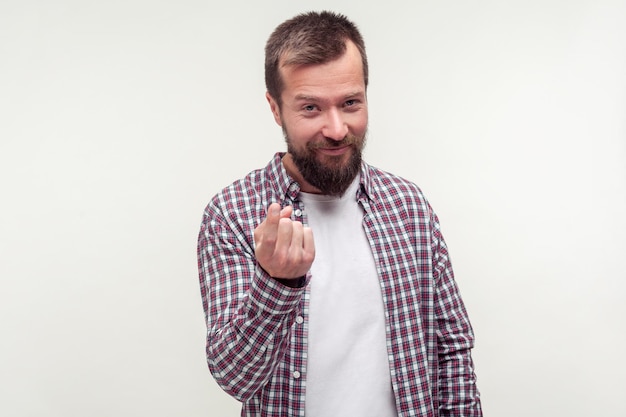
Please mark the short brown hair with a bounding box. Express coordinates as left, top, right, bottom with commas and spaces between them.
265, 11, 368, 108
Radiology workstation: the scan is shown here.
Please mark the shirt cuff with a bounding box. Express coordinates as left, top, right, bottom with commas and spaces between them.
248, 265, 308, 315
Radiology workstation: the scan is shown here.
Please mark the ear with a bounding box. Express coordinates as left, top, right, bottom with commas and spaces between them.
266, 92, 282, 126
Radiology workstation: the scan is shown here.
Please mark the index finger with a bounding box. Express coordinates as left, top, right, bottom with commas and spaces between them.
264, 203, 282, 228
258, 203, 290, 245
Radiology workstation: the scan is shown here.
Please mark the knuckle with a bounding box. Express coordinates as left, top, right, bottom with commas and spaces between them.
303, 252, 315, 266
265, 234, 277, 246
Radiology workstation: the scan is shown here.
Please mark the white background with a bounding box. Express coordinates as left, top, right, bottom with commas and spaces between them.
1, 1, 625, 416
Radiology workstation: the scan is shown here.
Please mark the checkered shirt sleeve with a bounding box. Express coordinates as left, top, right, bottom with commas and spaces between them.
197, 161, 306, 405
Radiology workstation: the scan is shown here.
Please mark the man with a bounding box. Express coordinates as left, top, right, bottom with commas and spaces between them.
198, 11, 482, 417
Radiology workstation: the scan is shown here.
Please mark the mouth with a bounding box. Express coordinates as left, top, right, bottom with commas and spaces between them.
315, 144, 352, 157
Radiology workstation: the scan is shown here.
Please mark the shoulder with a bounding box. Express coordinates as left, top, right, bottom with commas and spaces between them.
213, 167, 268, 207
363, 163, 430, 210
204, 166, 271, 226
200, 155, 281, 238
362, 163, 444, 243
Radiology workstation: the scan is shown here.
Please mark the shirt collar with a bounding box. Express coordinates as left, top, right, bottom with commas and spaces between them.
266, 153, 301, 205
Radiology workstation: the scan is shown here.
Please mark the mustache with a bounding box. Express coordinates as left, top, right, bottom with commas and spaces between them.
307, 134, 359, 150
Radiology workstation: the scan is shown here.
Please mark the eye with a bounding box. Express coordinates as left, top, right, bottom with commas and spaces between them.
303, 104, 318, 112
344, 98, 363, 111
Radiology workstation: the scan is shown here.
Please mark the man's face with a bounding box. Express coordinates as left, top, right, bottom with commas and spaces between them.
267, 41, 368, 196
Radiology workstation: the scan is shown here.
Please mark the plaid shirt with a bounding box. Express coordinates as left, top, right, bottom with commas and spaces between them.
198, 153, 482, 417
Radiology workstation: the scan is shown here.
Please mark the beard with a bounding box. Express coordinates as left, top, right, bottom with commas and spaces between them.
284, 129, 366, 197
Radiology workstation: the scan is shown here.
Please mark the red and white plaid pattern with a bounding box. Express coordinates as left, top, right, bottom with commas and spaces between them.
198, 153, 482, 416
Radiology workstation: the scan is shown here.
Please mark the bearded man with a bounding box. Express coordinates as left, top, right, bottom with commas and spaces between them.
197, 10, 482, 417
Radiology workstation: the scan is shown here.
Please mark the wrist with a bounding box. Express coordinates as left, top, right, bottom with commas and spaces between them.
273, 276, 307, 288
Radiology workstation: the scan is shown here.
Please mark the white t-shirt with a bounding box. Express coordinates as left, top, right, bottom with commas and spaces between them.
300, 178, 397, 417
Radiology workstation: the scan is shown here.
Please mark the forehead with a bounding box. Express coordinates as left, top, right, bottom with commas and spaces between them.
279, 41, 365, 100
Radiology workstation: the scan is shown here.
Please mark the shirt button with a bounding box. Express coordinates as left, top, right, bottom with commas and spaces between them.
295, 316, 304, 324
293, 371, 301, 379
294, 209, 302, 217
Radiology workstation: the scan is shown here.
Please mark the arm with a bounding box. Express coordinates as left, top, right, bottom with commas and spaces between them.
431, 211, 482, 416
197, 202, 313, 401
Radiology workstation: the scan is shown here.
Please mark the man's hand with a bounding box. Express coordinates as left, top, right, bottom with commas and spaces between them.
254, 203, 315, 280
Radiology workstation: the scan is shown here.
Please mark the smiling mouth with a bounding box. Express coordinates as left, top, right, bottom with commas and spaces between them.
316, 144, 351, 155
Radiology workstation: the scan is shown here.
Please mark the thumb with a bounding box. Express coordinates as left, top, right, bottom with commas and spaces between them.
279, 205, 293, 219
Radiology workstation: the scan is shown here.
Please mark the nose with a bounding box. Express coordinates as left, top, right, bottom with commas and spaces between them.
321, 108, 348, 141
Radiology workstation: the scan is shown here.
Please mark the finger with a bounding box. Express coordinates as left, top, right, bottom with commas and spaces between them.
279, 205, 293, 219
254, 203, 281, 254
265, 203, 282, 227
260, 203, 282, 243
275, 217, 294, 254
302, 227, 315, 259
290, 221, 304, 252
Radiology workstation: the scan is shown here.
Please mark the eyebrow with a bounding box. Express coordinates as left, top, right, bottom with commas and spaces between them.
294, 91, 364, 102
294, 94, 318, 102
